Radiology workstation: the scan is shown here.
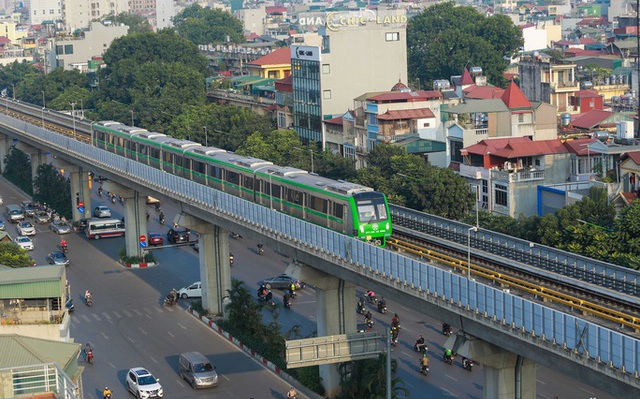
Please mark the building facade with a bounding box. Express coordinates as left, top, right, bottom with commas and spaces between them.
519, 53, 579, 113
291, 9, 408, 149
62, 0, 129, 32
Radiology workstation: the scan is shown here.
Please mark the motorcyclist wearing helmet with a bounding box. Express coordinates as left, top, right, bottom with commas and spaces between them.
60, 238, 68, 250
103, 387, 112, 399
391, 313, 400, 328
420, 353, 429, 371
287, 386, 298, 399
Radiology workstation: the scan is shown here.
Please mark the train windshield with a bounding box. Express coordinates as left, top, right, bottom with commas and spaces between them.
355, 196, 388, 223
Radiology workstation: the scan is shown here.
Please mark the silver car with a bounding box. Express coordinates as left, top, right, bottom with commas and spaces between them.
33, 210, 50, 224
50, 220, 71, 235
14, 236, 34, 250
93, 206, 111, 218
17, 221, 36, 236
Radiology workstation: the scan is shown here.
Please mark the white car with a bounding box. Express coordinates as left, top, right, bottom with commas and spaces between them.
14, 236, 34, 250
126, 367, 163, 399
16, 221, 36, 236
178, 281, 202, 299
93, 206, 111, 218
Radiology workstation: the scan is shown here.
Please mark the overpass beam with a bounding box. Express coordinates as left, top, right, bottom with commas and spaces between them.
285, 262, 357, 398
175, 213, 231, 317
101, 182, 147, 258
0, 134, 11, 173
446, 334, 536, 399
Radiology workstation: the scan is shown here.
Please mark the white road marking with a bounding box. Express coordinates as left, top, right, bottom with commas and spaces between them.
445, 374, 457, 381
441, 388, 456, 396
401, 351, 412, 357
122, 310, 132, 317
579, 387, 596, 395
221, 374, 230, 381
177, 322, 187, 330
150, 356, 158, 364
154, 307, 163, 313
102, 313, 112, 322
142, 307, 153, 314
536, 379, 546, 384
82, 315, 91, 322
145, 313, 152, 319
101, 332, 109, 340
138, 327, 147, 335
133, 309, 143, 316
175, 379, 185, 387
167, 331, 175, 338
127, 336, 134, 343
112, 311, 122, 318
109, 362, 116, 369
92, 314, 101, 321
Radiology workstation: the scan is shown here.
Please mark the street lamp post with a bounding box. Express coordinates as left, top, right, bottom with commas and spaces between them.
79, 99, 84, 120
470, 185, 479, 229
11, 84, 15, 100
202, 126, 208, 147
41, 91, 45, 107
467, 227, 478, 280
70, 102, 76, 138
130, 110, 134, 126
295, 147, 314, 173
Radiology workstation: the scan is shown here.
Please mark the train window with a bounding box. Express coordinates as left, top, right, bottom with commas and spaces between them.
272, 184, 281, 198
163, 151, 172, 164
243, 175, 254, 189
96, 131, 104, 142
118, 137, 125, 148
376, 203, 388, 220
333, 203, 343, 219
310, 196, 327, 213
209, 165, 222, 180
138, 144, 146, 157
193, 160, 205, 174
226, 171, 239, 186
150, 148, 160, 160
174, 155, 184, 170
287, 189, 304, 205
260, 180, 270, 195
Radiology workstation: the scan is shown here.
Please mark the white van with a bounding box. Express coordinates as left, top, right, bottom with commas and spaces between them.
85, 218, 125, 239
179, 352, 218, 389
178, 282, 201, 298
6, 204, 25, 222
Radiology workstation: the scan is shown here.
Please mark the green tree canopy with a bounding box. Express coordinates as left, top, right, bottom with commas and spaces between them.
172, 4, 245, 45
111, 12, 153, 34
0, 242, 36, 268
407, 1, 522, 87
3, 147, 32, 195
33, 164, 72, 219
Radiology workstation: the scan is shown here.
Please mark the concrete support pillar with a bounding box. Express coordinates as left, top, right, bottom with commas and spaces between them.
447, 335, 537, 399
0, 134, 11, 173
102, 182, 147, 258
285, 262, 357, 398
175, 213, 231, 317
16, 142, 46, 193
52, 159, 91, 222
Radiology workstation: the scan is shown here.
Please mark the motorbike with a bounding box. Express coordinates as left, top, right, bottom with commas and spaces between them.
119, 196, 124, 203
154, 203, 162, 212
390, 327, 399, 345
229, 253, 234, 266
84, 295, 93, 307
419, 364, 429, 376
377, 301, 387, 314
462, 358, 474, 371
164, 294, 178, 308
414, 341, 427, 354
61, 244, 68, 253
365, 291, 377, 304
357, 301, 365, 315
104, 394, 112, 399
111, 195, 116, 204
66, 299, 75, 313
97, 188, 103, 197
256, 244, 264, 255
284, 298, 292, 309
230, 232, 242, 239
442, 323, 452, 336
86, 349, 94, 363
365, 318, 374, 329
258, 291, 275, 306
443, 353, 454, 365
159, 215, 165, 225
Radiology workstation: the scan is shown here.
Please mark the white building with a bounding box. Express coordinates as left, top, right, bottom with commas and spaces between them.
62, 0, 128, 32
29, 0, 62, 25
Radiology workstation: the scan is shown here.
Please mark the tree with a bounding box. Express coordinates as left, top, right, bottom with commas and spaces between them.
335, 354, 407, 399
0, 242, 36, 268
407, 1, 522, 87
172, 4, 245, 45
3, 147, 32, 195
111, 12, 153, 34
32, 164, 72, 219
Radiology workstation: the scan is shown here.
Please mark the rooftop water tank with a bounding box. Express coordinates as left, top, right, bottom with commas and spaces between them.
617, 121, 634, 140
561, 113, 571, 126
469, 67, 483, 76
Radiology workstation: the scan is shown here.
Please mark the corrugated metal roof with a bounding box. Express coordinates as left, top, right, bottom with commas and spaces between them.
0, 266, 65, 299
0, 334, 80, 369
444, 99, 508, 114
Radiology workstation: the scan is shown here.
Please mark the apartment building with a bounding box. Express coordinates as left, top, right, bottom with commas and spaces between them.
291, 9, 408, 149
62, 0, 129, 32
519, 52, 580, 113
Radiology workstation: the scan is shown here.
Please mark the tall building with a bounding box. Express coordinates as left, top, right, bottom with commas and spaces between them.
291, 9, 408, 148
29, 0, 62, 25
62, 0, 129, 32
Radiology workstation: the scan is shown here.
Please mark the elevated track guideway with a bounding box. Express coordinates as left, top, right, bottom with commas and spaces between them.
3, 97, 640, 395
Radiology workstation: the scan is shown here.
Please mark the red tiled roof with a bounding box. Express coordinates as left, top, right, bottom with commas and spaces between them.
266, 6, 287, 14
367, 90, 442, 102
377, 108, 435, 120
621, 192, 638, 204
579, 37, 598, 44
248, 47, 291, 66
501, 80, 531, 109
625, 151, 640, 165
245, 32, 259, 41
571, 110, 613, 129
504, 72, 519, 81
463, 85, 505, 99
520, 24, 535, 29
0, 37, 10, 43
577, 17, 608, 26
460, 68, 474, 85
275, 75, 292, 92
563, 138, 598, 155
463, 137, 567, 158
574, 90, 600, 98
324, 116, 343, 125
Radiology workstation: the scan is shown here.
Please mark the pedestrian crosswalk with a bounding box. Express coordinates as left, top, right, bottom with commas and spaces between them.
69, 306, 178, 325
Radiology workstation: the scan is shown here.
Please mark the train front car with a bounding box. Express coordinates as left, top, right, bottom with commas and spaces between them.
351, 191, 392, 247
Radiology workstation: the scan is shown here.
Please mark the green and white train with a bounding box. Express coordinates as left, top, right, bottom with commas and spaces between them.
92, 121, 392, 246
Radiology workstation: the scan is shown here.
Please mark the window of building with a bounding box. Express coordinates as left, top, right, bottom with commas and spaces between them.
450, 140, 463, 163
589, 100, 594, 107
323, 90, 331, 99
344, 146, 355, 158
495, 184, 508, 207
322, 64, 330, 74
64, 44, 73, 55
278, 112, 286, 128
423, 122, 430, 127
322, 35, 330, 53
385, 32, 400, 41
518, 114, 524, 123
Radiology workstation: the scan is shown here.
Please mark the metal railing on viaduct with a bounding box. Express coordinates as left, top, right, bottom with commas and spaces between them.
0, 112, 639, 395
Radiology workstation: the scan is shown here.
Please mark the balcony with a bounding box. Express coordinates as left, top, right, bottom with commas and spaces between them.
1, 363, 80, 399
549, 81, 579, 92
459, 164, 486, 180
491, 168, 545, 183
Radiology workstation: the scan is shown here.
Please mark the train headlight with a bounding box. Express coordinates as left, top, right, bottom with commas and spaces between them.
359, 226, 364, 233
386, 222, 390, 230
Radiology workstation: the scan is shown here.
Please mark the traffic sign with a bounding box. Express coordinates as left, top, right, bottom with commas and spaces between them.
139, 235, 146, 243
77, 207, 85, 214
140, 241, 147, 248
78, 201, 84, 208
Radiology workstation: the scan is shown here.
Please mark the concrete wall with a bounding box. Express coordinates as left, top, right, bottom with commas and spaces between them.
0, 311, 71, 342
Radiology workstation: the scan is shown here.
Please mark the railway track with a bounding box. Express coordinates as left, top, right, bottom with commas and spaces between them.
4, 97, 639, 334
390, 227, 640, 334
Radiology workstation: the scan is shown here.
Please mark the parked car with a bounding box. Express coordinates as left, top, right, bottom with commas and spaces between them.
93, 206, 111, 218
178, 281, 201, 298
20, 201, 37, 216
47, 251, 69, 266
167, 228, 190, 244
14, 236, 34, 250
261, 274, 303, 290
50, 220, 71, 235
148, 233, 163, 246
33, 210, 50, 224
16, 221, 36, 236
126, 367, 163, 399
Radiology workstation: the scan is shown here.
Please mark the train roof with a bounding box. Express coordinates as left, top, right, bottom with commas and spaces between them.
261, 166, 373, 195
116, 126, 149, 136
94, 120, 124, 128
185, 146, 227, 157
162, 138, 202, 151
134, 131, 167, 140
